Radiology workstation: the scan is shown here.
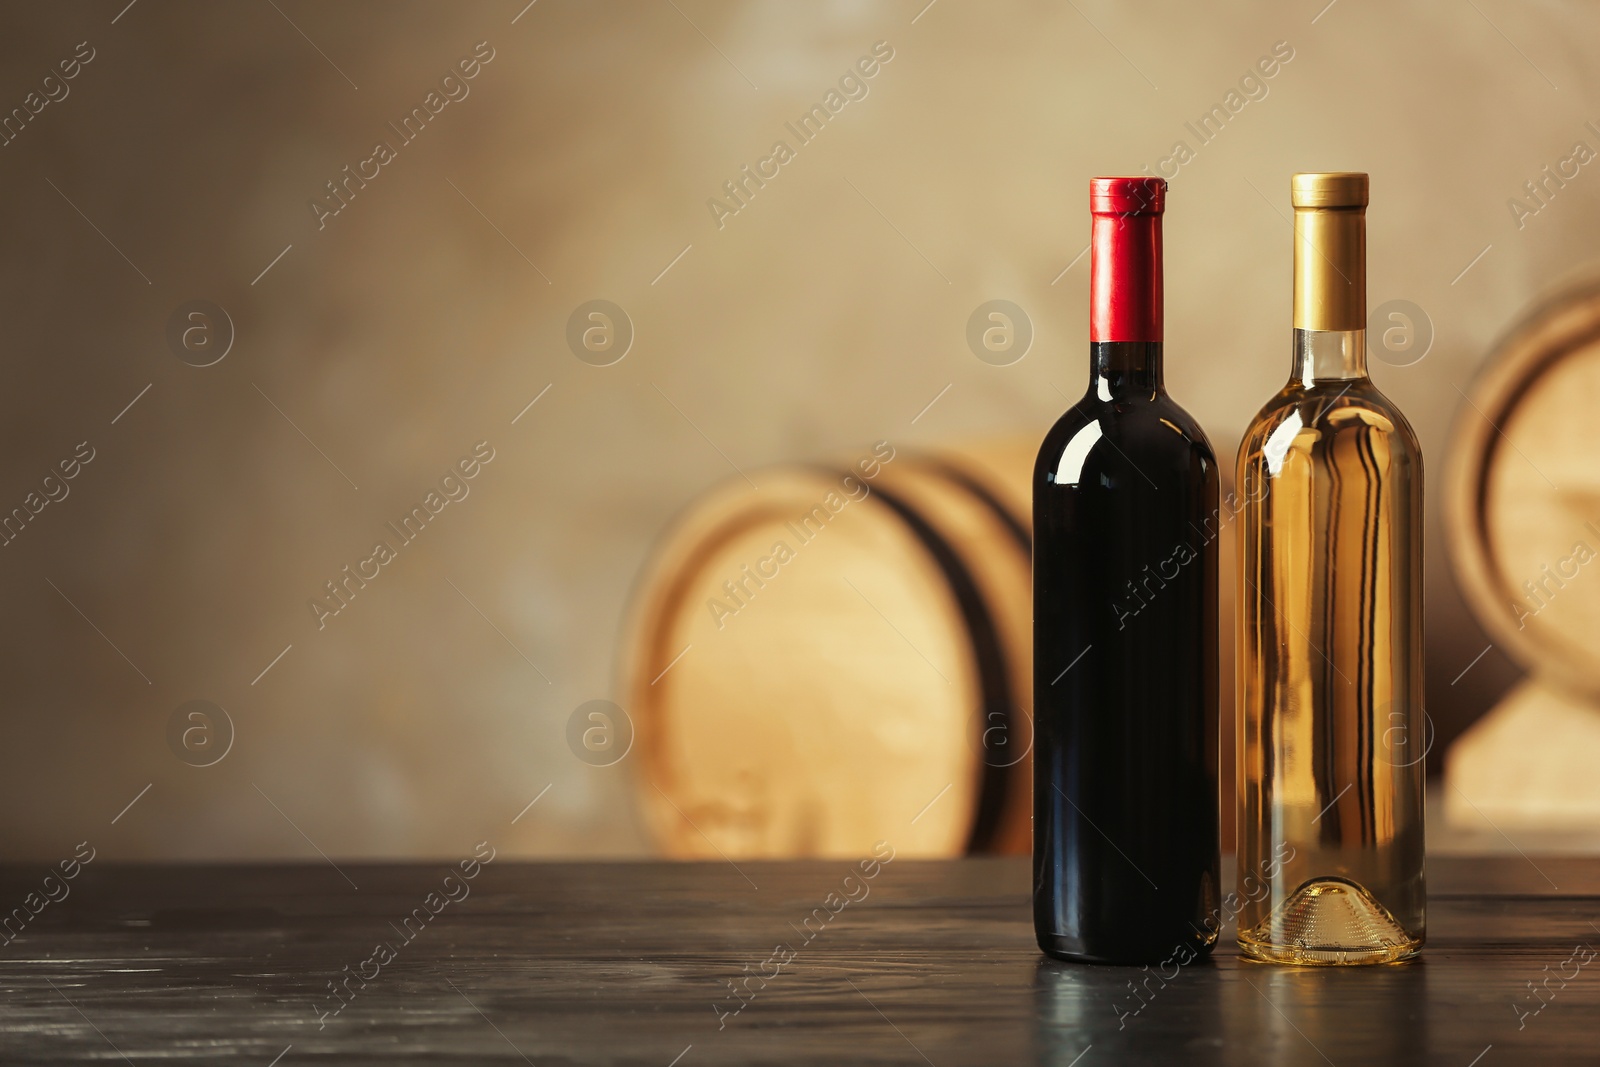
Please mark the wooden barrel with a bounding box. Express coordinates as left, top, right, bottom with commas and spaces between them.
619, 440, 1034, 859
1445, 274, 1600, 698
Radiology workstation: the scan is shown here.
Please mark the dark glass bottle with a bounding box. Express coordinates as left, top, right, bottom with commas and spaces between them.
1032, 176, 1220, 963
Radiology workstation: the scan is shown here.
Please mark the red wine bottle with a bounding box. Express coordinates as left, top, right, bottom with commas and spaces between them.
1032, 177, 1220, 963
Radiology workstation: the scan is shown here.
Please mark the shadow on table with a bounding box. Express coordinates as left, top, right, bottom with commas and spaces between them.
1032, 951, 1430, 1064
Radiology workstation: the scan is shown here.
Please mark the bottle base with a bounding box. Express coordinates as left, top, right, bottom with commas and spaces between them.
1237, 877, 1422, 966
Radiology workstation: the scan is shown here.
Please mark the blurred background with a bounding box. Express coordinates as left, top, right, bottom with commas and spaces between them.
2, 0, 1597, 861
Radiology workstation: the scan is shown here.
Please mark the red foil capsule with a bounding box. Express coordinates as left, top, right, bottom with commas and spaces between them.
1089, 176, 1166, 343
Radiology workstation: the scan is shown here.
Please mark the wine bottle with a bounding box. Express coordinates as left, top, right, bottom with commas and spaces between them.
1032, 176, 1220, 964
1235, 172, 1426, 965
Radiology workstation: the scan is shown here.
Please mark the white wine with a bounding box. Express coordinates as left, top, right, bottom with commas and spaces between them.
1235, 173, 1426, 965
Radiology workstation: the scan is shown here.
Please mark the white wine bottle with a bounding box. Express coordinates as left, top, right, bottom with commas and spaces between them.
1235, 172, 1426, 965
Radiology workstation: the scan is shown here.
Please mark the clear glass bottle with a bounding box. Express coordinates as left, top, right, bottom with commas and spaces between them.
1235, 173, 1426, 965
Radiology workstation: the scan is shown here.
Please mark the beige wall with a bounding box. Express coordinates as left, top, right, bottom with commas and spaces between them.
0, 0, 1591, 859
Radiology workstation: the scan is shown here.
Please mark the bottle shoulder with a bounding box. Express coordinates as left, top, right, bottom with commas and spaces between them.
1036, 388, 1216, 489
1237, 379, 1423, 473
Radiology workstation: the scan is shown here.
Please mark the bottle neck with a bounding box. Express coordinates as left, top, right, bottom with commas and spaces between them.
1291, 329, 1367, 386
1292, 202, 1365, 374
1089, 211, 1163, 345
1091, 341, 1163, 396
1293, 205, 1365, 327
1288, 173, 1370, 387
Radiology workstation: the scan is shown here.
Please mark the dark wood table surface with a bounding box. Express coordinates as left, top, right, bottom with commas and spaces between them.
3, 855, 1598, 1065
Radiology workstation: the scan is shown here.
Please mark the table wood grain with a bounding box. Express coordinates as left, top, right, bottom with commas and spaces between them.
2, 855, 1597, 1065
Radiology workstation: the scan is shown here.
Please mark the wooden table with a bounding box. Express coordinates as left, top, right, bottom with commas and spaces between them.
3, 855, 1597, 1064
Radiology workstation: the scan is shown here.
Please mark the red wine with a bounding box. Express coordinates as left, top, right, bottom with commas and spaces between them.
1032, 177, 1220, 963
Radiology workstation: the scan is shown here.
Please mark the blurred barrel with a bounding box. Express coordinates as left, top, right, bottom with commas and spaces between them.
1445, 275, 1600, 697
620, 440, 1034, 859
1445, 275, 1600, 828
